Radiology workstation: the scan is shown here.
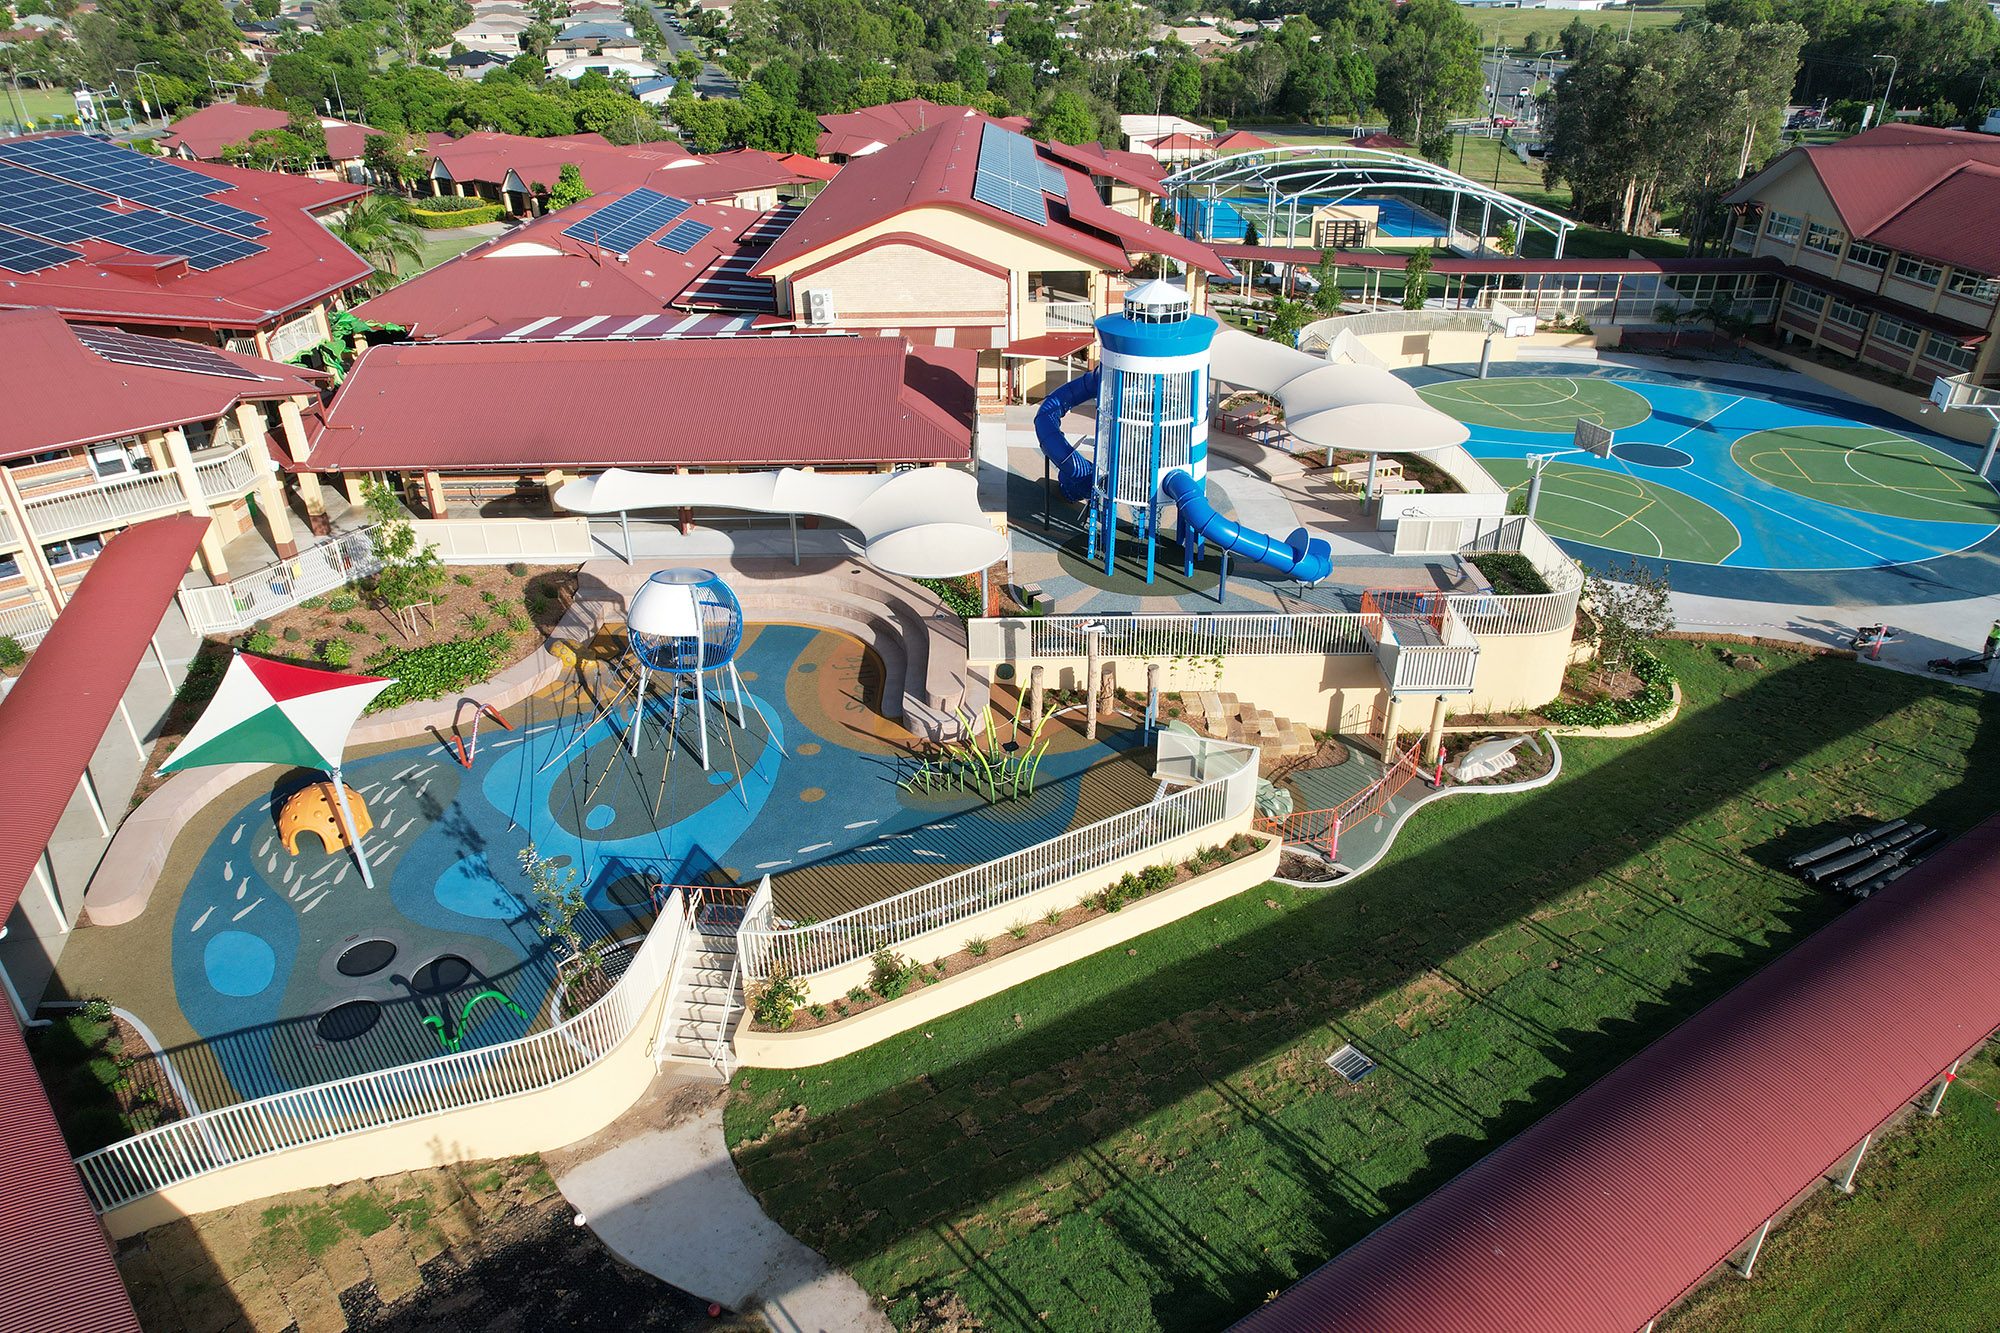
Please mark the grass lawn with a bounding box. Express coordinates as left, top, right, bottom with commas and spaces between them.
413, 227, 490, 272
1660, 1045, 2000, 1331
1467, 5, 1689, 45
0, 86, 81, 128
726, 641, 2000, 1331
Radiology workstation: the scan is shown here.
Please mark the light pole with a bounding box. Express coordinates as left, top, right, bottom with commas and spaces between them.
118, 61, 162, 127
1872, 53, 1898, 129
327, 69, 348, 120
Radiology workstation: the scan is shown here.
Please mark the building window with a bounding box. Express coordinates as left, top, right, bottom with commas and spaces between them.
1785, 285, 1826, 316
4, 448, 72, 472
88, 438, 143, 479
1803, 223, 1844, 256
266, 309, 324, 363
1873, 317, 1922, 352
1946, 269, 2000, 303
1894, 254, 1944, 286
1826, 298, 1869, 331
1845, 240, 1889, 271
0, 552, 19, 581
1765, 211, 1802, 245
42, 535, 105, 568
1924, 333, 1977, 371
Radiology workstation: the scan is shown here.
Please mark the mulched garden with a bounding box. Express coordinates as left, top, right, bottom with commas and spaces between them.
28, 1001, 187, 1155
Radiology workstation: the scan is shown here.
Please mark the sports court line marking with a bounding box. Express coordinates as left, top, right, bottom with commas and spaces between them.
1841, 440, 1991, 505
1672, 462, 1892, 565
1656, 395, 1746, 451
1539, 491, 1670, 557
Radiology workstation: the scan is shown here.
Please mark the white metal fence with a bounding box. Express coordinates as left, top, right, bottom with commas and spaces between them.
0, 598, 55, 648
179, 529, 379, 635
736, 738, 1258, 981
74, 895, 692, 1213
986, 613, 1376, 661
177, 518, 593, 635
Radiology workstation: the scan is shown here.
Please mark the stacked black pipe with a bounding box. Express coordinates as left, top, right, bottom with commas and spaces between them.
1785, 819, 1943, 899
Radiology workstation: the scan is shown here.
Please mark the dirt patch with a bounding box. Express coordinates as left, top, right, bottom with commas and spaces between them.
1276, 850, 1341, 883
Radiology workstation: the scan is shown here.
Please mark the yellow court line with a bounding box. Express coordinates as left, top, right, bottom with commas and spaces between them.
1563, 472, 1651, 501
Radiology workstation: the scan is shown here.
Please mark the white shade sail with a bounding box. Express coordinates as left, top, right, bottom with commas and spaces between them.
553, 466, 1007, 579
1209, 327, 1469, 455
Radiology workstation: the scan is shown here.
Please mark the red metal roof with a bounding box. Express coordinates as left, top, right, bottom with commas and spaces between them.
428, 133, 810, 204
0, 515, 208, 931
1236, 815, 2000, 1333
1209, 130, 1275, 152
812, 98, 1019, 159
309, 337, 975, 471
1002, 331, 1093, 358
1729, 124, 2000, 276
0, 1019, 142, 1333
753, 120, 1226, 280
0, 134, 372, 330
354, 193, 771, 339
0, 307, 320, 459
1040, 140, 1167, 196
1781, 263, 1988, 343
162, 103, 374, 162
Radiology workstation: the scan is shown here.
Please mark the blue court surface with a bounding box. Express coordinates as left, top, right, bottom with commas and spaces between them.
1412, 370, 2000, 584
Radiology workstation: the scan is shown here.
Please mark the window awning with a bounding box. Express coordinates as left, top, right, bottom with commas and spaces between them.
1002, 332, 1094, 359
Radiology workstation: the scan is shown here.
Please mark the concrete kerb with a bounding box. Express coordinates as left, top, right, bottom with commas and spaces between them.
1268, 738, 1566, 889
1439, 680, 1684, 742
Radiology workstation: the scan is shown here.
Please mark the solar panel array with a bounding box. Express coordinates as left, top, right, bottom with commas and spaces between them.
971, 125, 1067, 226
654, 218, 714, 254
736, 201, 805, 247
560, 187, 689, 254
0, 164, 265, 271
675, 252, 776, 311
0, 136, 268, 238
0, 230, 81, 275
74, 324, 264, 381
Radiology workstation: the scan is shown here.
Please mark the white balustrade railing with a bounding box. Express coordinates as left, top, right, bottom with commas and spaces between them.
74, 895, 693, 1213
1040, 298, 1095, 333
0, 597, 54, 648
192, 444, 263, 503
20, 467, 188, 538
1452, 515, 1587, 637
1026, 613, 1374, 659
737, 740, 1258, 981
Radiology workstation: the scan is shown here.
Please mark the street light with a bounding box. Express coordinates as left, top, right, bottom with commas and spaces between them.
117, 61, 162, 128
1871, 53, 1898, 129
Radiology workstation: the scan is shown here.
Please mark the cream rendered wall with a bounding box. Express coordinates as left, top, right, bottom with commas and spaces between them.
97, 984, 670, 1239
763, 203, 1137, 335
800, 239, 1008, 326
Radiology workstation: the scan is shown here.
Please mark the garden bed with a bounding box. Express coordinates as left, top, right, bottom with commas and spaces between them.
750, 832, 1267, 1033
131, 565, 577, 804
1448, 643, 1676, 732
28, 1001, 187, 1155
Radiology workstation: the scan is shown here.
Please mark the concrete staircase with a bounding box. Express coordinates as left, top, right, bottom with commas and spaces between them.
658, 925, 741, 1079
1177, 690, 1317, 764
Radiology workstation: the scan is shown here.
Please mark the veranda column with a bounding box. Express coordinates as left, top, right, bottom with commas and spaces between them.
1422, 694, 1448, 765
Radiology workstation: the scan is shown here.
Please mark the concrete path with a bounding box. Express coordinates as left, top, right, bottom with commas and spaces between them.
1671, 587, 2000, 694
550, 1074, 890, 1333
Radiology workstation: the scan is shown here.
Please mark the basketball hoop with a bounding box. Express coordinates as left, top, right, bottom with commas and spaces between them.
1573, 419, 1614, 458
1489, 299, 1536, 339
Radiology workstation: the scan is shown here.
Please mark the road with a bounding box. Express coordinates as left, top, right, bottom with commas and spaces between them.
1480, 53, 1565, 126
642, 4, 738, 100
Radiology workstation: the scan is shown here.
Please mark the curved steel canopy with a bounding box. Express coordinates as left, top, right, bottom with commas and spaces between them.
1162, 146, 1576, 258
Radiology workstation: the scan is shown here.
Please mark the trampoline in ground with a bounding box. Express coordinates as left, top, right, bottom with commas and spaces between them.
1417, 373, 2000, 572
52, 625, 1158, 1110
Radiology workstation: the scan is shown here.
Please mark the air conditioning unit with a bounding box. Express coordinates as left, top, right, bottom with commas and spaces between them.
803, 288, 835, 326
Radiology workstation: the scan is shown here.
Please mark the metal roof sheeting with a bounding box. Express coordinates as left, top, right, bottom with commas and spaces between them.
1235, 815, 2000, 1333
309, 336, 975, 471
0, 1020, 142, 1333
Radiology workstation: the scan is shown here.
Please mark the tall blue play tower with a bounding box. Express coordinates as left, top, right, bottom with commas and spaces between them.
1034, 280, 1332, 585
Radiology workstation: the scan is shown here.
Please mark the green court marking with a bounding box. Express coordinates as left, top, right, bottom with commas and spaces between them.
1731, 426, 2000, 524
1417, 376, 1653, 434
1481, 458, 1741, 563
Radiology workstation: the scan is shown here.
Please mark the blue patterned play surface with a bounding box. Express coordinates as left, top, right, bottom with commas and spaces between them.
159, 625, 1146, 1104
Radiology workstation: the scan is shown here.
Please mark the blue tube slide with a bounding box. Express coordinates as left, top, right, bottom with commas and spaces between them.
1033, 370, 1333, 583
1159, 470, 1333, 583
1032, 368, 1100, 501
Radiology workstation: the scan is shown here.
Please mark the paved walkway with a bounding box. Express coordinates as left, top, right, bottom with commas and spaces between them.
550, 1074, 890, 1333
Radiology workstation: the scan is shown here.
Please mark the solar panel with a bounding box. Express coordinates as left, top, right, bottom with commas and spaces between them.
654, 218, 714, 253
0, 228, 81, 274
0, 135, 268, 238
972, 124, 1060, 226
0, 162, 267, 271
560, 187, 690, 254
74, 324, 264, 381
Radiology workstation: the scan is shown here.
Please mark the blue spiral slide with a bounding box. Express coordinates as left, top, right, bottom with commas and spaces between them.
1033, 369, 1334, 583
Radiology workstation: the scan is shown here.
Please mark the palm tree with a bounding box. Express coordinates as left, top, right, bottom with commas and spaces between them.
334, 193, 426, 294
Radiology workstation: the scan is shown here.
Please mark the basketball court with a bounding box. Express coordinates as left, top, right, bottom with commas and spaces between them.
1416, 374, 2000, 571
